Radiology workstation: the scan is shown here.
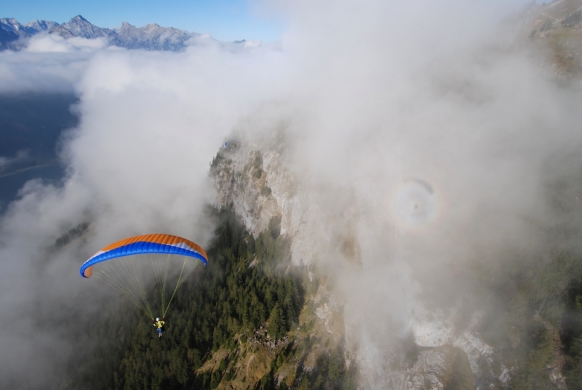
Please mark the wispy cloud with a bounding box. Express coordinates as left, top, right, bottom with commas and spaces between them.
0, 150, 31, 172
1, 0, 580, 387
0, 29, 285, 387
25, 33, 109, 53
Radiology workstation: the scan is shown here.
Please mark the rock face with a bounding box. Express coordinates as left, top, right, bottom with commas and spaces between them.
404, 346, 475, 390
211, 132, 367, 270
519, 0, 582, 79
209, 127, 578, 389
0, 23, 18, 50
0, 17, 58, 36
524, 0, 582, 37
211, 141, 283, 239
209, 134, 497, 388
110, 22, 198, 51
49, 15, 109, 39
22, 19, 59, 33
47, 15, 196, 51
0, 17, 58, 49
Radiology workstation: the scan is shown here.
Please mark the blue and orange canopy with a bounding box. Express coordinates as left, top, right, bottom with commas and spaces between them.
80, 233, 208, 278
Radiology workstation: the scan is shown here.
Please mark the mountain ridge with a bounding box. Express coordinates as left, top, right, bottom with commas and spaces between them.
0, 14, 244, 52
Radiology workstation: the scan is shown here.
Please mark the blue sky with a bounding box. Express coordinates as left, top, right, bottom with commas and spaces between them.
2, 0, 284, 42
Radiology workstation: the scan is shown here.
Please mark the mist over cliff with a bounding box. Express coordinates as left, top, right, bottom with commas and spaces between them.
1, 0, 582, 388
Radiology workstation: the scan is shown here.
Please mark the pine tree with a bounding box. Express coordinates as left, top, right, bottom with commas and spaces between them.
267, 303, 282, 339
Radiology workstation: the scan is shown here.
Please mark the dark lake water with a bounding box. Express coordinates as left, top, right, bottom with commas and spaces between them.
0, 92, 79, 213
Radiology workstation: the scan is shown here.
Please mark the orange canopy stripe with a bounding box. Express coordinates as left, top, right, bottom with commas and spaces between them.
100, 233, 208, 259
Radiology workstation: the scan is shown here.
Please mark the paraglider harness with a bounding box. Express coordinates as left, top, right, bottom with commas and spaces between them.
153, 318, 165, 337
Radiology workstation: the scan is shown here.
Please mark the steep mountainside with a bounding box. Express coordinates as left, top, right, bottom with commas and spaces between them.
0, 17, 58, 50
209, 134, 487, 389
207, 118, 582, 390
7, 2, 582, 389
520, 0, 582, 80
60, 207, 357, 390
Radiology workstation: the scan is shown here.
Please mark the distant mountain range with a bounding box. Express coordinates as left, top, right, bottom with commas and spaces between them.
0, 15, 250, 52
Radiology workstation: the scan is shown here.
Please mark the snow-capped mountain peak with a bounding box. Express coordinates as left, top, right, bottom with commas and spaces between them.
0, 15, 246, 52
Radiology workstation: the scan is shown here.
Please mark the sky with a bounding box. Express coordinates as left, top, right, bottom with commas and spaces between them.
1, 0, 581, 388
1, 0, 285, 42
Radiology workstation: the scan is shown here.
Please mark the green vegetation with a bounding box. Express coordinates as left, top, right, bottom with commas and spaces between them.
293, 345, 357, 390
65, 207, 355, 389
467, 241, 582, 389
466, 246, 582, 389
54, 222, 89, 249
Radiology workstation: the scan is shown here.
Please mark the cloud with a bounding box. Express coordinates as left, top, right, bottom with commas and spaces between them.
245, 0, 582, 385
0, 150, 31, 173
1, 0, 581, 387
0, 30, 286, 387
0, 50, 91, 94
25, 33, 109, 53
0, 34, 112, 93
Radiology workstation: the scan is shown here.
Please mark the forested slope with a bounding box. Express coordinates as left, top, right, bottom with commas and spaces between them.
63, 207, 356, 390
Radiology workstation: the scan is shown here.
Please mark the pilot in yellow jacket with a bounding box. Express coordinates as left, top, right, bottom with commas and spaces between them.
154, 318, 165, 337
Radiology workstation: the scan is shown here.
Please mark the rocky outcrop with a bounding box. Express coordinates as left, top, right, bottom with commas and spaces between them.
209, 134, 506, 388
49, 15, 109, 39
520, 0, 582, 79
405, 346, 475, 390
0, 17, 57, 50
110, 22, 198, 51
211, 135, 364, 268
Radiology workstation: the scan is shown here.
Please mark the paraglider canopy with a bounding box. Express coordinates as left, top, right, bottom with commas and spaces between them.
80, 233, 208, 319
80, 233, 207, 278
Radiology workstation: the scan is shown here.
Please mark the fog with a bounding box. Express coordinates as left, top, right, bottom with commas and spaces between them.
0, 29, 288, 387
269, 1, 582, 386
1, 0, 581, 388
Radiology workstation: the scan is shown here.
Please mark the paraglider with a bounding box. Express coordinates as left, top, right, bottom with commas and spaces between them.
80, 234, 208, 336
154, 317, 165, 337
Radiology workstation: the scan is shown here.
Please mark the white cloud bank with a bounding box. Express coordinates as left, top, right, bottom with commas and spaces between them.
0, 31, 287, 387
25, 33, 109, 53
1, 0, 581, 387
